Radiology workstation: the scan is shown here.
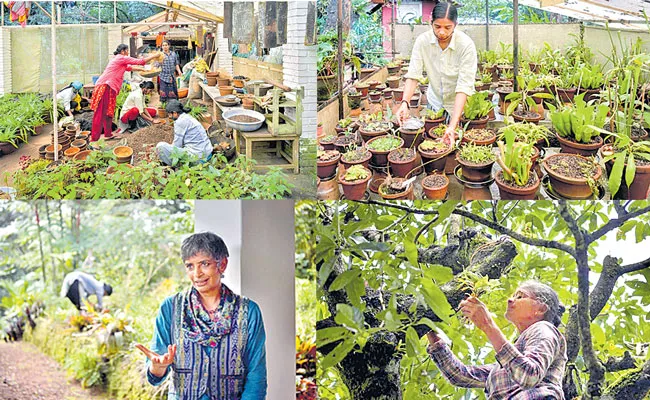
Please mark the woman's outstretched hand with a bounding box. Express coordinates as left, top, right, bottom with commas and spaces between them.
459, 296, 493, 332
135, 343, 177, 377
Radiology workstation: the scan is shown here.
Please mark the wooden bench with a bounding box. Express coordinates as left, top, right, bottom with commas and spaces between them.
238, 127, 300, 174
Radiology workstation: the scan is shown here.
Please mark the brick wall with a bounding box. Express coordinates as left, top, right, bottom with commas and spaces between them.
216, 2, 233, 75
282, 1, 317, 140
0, 29, 11, 95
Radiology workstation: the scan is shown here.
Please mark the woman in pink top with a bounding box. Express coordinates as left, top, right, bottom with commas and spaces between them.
90, 44, 159, 142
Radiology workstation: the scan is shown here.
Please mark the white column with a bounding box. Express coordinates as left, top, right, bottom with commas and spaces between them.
241, 200, 295, 400
194, 200, 242, 293
215, 1, 233, 75
0, 28, 11, 95
282, 1, 317, 139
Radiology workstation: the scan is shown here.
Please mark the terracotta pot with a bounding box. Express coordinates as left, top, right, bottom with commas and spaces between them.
461, 129, 496, 146
577, 87, 601, 103
38, 144, 48, 158
0, 142, 18, 156
495, 170, 540, 200
496, 86, 513, 103
409, 96, 420, 108
71, 139, 87, 149
378, 178, 415, 200
456, 155, 495, 182
157, 108, 168, 118
317, 177, 341, 200
386, 76, 400, 89
366, 136, 404, 167
73, 150, 93, 161
64, 147, 81, 158
339, 167, 372, 200
399, 127, 425, 149
317, 152, 341, 179
219, 86, 234, 96
387, 65, 401, 75
340, 150, 372, 170
242, 97, 255, 109
419, 141, 452, 174
556, 87, 577, 103
393, 89, 404, 102
388, 148, 418, 178
77, 131, 90, 142
233, 78, 247, 88
358, 125, 390, 143
512, 111, 544, 125
355, 84, 369, 97
318, 136, 337, 151
542, 153, 602, 199
207, 76, 218, 86
424, 119, 446, 136
556, 133, 603, 157
421, 174, 449, 200
360, 68, 377, 80
368, 91, 382, 102
206, 72, 219, 78
217, 77, 231, 87
475, 83, 490, 92
113, 146, 133, 164
46, 144, 62, 154
383, 88, 393, 99
460, 115, 490, 131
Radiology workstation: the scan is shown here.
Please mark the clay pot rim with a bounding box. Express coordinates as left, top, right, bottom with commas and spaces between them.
378, 178, 414, 198
542, 153, 603, 184
317, 152, 341, 166
419, 142, 453, 158
421, 173, 450, 189
555, 132, 603, 149
494, 169, 539, 191
366, 136, 405, 155
339, 167, 372, 185
45, 144, 63, 152
456, 154, 496, 168
113, 146, 134, 158
388, 147, 417, 164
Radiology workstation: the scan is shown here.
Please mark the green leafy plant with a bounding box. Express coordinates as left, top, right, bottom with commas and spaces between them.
505, 75, 554, 116
572, 64, 605, 90
419, 140, 450, 153
548, 92, 609, 144
496, 127, 535, 186
342, 165, 370, 182
458, 143, 495, 164
420, 108, 445, 120
497, 122, 551, 146
367, 136, 402, 152
463, 91, 494, 120
338, 118, 354, 129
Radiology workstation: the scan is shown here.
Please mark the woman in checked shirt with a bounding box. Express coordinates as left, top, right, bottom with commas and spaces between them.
427, 281, 567, 399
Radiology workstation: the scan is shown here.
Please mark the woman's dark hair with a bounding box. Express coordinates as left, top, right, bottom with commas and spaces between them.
104, 283, 113, 297
162, 40, 170, 46
114, 44, 129, 55
165, 99, 190, 114
139, 81, 155, 90
431, 2, 458, 24
181, 232, 230, 262
519, 281, 565, 327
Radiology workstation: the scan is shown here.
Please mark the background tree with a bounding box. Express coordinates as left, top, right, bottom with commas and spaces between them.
312, 200, 650, 400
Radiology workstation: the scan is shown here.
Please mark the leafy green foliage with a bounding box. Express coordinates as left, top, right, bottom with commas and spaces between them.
458, 143, 496, 164
548, 93, 609, 143
496, 127, 535, 186
463, 91, 494, 120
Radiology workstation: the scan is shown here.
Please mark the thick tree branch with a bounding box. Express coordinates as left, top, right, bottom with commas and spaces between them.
358, 200, 576, 257
604, 351, 637, 372
619, 256, 650, 275
587, 205, 650, 244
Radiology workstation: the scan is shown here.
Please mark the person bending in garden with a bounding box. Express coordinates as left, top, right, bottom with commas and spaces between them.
56, 81, 88, 117
90, 44, 160, 142
426, 281, 567, 399
397, 1, 477, 145
60, 271, 113, 312
136, 232, 267, 399
156, 100, 212, 166
116, 81, 159, 134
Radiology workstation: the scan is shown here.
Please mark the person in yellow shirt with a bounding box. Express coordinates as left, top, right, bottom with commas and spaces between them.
397, 1, 478, 145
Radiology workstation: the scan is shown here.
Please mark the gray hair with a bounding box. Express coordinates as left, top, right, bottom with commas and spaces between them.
519, 281, 565, 327
181, 232, 229, 262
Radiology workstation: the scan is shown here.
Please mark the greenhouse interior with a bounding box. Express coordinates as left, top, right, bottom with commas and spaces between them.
317, 0, 650, 201
0, 0, 318, 200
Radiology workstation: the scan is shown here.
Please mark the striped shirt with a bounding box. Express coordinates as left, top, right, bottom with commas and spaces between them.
428, 321, 567, 399
160, 51, 180, 83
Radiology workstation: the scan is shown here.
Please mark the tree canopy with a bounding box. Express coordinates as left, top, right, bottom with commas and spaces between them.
314, 200, 650, 400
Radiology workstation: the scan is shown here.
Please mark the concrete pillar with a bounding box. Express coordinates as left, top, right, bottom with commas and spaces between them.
282, 1, 317, 140
194, 200, 295, 400
215, 1, 233, 75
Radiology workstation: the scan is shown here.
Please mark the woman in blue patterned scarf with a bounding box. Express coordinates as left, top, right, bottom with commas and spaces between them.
136, 232, 267, 399
426, 281, 567, 399
159, 40, 182, 104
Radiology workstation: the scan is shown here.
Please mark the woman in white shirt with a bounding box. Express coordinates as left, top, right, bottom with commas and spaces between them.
117, 81, 159, 133
397, 1, 478, 145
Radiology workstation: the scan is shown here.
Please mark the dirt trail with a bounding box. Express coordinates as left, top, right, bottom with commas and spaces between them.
0, 341, 107, 400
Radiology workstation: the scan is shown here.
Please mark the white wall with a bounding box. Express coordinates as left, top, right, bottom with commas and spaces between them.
0, 28, 11, 95
215, 1, 233, 75
194, 200, 295, 400
194, 200, 242, 293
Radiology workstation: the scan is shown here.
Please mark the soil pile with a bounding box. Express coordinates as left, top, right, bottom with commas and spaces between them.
124, 124, 174, 165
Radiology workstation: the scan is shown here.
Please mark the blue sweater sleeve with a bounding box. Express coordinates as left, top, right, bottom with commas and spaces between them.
242, 300, 267, 399
146, 295, 175, 386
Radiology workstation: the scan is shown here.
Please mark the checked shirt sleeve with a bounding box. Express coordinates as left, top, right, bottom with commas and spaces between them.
494, 322, 562, 389
427, 341, 496, 388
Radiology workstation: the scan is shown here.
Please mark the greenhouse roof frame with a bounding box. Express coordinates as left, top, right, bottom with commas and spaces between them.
520, 0, 649, 31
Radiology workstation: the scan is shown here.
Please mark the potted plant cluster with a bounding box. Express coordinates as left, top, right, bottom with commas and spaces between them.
548, 92, 608, 156
494, 128, 540, 200
456, 143, 496, 182
461, 91, 493, 130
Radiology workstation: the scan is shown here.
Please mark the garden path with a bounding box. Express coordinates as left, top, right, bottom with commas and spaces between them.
0, 341, 107, 400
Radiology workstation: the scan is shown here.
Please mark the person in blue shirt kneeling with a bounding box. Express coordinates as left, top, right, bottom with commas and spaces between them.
136, 232, 267, 400
156, 100, 213, 166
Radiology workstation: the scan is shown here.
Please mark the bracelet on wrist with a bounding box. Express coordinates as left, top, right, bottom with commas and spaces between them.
401, 99, 410, 108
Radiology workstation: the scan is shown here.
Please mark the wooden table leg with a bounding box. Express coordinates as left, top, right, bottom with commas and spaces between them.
292, 137, 299, 174
234, 129, 240, 155
246, 137, 253, 164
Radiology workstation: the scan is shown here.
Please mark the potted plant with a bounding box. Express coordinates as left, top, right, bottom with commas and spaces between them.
548, 92, 608, 156
398, 118, 425, 148
354, 82, 370, 98
388, 147, 418, 178
386, 75, 400, 89
494, 128, 540, 200
318, 133, 338, 151
339, 164, 372, 200
378, 174, 414, 200
461, 128, 496, 146
418, 77, 429, 94
474, 73, 492, 92
456, 142, 496, 182
497, 122, 551, 150
340, 146, 372, 170
318, 31, 361, 100
393, 88, 404, 102
504, 75, 554, 123
157, 102, 168, 118
573, 64, 604, 102
366, 134, 404, 167
542, 153, 601, 199
0, 131, 19, 155
358, 112, 392, 142
421, 173, 449, 200
421, 108, 446, 132
386, 61, 401, 75
418, 139, 452, 174
336, 118, 357, 134
461, 91, 493, 130
368, 91, 382, 102
317, 149, 341, 179
334, 131, 362, 153
600, 139, 650, 199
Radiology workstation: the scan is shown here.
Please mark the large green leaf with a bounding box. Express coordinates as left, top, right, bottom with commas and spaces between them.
405, 326, 420, 358
334, 303, 363, 331
317, 326, 352, 347
404, 238, 419, 267
330, 270, 362, 291
419, 278, 454, 324
319, 338, 356, 370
